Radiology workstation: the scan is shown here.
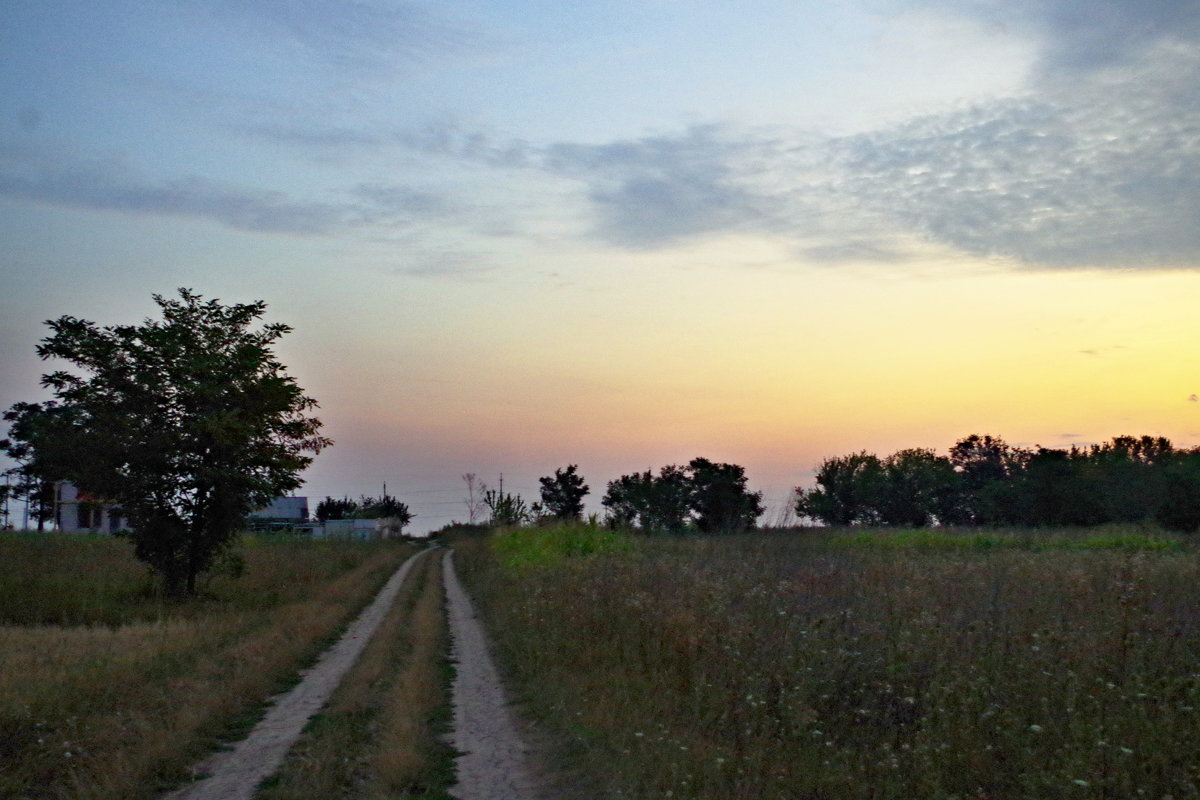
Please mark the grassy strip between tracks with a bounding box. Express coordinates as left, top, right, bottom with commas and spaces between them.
455, 524, 1200, 800
0, 533, 417, 800
255, 548, 455, 800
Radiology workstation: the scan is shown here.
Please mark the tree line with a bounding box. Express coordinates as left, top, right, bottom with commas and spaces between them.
6, 290, 1198, 599
798, 434, 1200, 533
484, 458, 765, 534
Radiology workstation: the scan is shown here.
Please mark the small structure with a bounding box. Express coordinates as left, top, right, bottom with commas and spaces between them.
55, 482, 127, 533
246, 496, 309, 531
53, 482, 308, 534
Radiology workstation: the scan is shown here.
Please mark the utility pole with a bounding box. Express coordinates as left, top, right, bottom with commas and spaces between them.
499, 473, 504, 496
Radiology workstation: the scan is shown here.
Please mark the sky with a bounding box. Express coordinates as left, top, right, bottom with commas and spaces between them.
2, 0, 1199, 533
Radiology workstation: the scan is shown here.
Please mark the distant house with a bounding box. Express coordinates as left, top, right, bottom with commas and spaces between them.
53, 482, 307, 533
247, 496, 309, 522
55, 482, 127, 533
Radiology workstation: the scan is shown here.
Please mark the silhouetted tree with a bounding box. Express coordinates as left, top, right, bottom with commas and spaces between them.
687, 457, 764, 533
461, 473, 488, 525
361, 494, 413, 528
796, 452, 886, 526
1085, 435, 1174, 523
1159, 449, 1200, 533
538, 464, 590, 521
602, 465, 693, 533
315, 496, 359, 521
2, 401, 80, 530
947, 434, 1029, 525
876, 448, 960, 527
484, 489, 530, 526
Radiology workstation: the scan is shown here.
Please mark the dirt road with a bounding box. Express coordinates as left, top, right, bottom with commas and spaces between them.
163, 548, 429, 800
443, 550, 544, 800
160, 545, 549, 800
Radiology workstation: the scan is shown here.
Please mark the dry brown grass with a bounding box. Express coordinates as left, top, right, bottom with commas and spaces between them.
258, 547, 453, 800
456, 528, 1200, 800
0, 533, 416, 800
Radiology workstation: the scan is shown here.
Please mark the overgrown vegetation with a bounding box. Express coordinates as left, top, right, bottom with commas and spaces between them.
456, 526, 1200, 799
0, 532, 414, 800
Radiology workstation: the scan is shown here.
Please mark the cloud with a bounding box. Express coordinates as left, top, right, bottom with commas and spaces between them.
499, 37, 1200, 268
391, 251, 496, 281
211, 0, 469, 72
543, 127, 772, 247
235, 119, 537, 172
0, 142, 445, 234
911, 0, 1200, 76
837, 49, 1200, 267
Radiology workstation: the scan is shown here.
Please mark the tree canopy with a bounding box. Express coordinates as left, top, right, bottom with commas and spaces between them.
797, 433, 1200, 532
601, 459, 763, 533
2, 290, 330, 594
538, 464, 590, 521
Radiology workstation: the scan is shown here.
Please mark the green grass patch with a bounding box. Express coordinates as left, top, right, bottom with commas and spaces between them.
490, 522, 632, 571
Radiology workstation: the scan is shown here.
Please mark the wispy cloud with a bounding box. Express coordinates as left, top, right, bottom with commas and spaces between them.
0, 142, 446, 234
522, 40, 1200, 268
914, 0, 1200, 76
6, 0, 1198, 271
210, 0, 471, 73
543, 127, 772, 248
390, 251, 497, 281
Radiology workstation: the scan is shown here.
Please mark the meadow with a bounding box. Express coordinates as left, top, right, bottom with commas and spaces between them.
0, 532, 417, 800
455, 524, 1200, 800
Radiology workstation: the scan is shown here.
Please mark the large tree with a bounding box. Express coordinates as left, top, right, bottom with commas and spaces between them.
2, 290, 330, 595
687, 457, 763, 533
602, 466, 692, 533
796, 452, 886, 526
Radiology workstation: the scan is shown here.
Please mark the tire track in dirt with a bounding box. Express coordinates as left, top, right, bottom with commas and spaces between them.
163, 548, 430, 800
443, 550, 543, 800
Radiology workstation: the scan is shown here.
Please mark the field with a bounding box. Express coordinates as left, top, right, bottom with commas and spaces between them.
455, 524, 1200, 800
0, 532, 418, 800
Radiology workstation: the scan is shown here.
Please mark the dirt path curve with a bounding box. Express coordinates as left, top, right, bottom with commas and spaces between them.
164, 548, 430, 800
443, 550, 543, 800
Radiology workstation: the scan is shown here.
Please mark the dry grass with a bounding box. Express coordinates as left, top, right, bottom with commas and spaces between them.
456, 527, 1200, 800
259, 547, 454, 799
0, 532, 416, 800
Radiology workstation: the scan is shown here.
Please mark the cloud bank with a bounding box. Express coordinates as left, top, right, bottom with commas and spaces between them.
0, 142, 444, 234
4, 0, 1197, 271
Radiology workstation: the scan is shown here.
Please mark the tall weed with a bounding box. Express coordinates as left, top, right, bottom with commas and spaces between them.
458, 530, 1200, 799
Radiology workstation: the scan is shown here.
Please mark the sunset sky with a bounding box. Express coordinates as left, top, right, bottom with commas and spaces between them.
3, 0, 1199, 532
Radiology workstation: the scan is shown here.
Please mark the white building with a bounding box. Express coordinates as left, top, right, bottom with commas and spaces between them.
247, 496, 309, 522
53, 482, 307, 533
55, 482, 127, 533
